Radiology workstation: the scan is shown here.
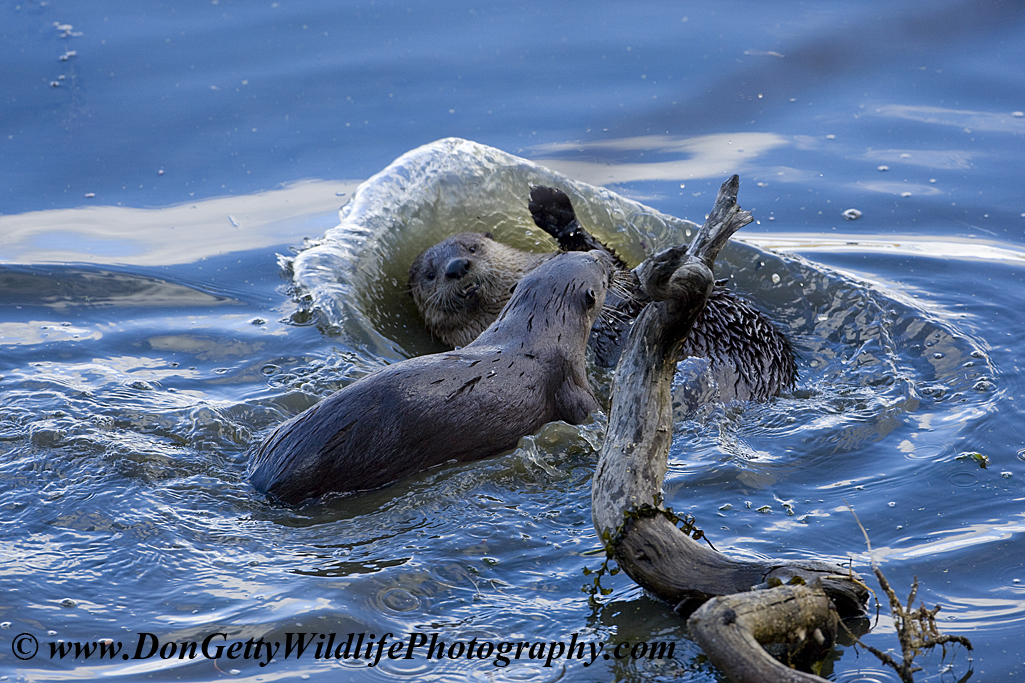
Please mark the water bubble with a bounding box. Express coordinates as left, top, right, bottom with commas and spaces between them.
888, 502, 896, 507
842, 208, 861, 220
901, 192, 912, 198
1001, 471, 1013, 478
85, 192, 95, 198
771, 273, 780, 284
1013, 111, 1024, 118
877, 165, 889, 171
825, 134, 835, 139
60, 598, 77, 608
0, 622, 11, 629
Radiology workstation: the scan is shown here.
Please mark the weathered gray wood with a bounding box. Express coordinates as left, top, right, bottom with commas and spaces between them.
688, 582, 838, 683
591, 176, 867, 671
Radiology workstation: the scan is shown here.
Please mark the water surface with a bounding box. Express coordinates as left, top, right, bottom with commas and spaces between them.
2, 1, 1024, 681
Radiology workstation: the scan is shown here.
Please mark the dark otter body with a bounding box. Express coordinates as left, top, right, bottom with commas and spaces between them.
250, 250, 613, 504
409, 187, 796, 402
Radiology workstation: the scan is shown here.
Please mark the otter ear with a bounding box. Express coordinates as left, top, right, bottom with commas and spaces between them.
584, 287, 597, 310
483, 231, 494, 239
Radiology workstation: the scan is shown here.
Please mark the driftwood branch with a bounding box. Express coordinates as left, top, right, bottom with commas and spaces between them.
590, 176, 869, 681
688, 581, 838, 683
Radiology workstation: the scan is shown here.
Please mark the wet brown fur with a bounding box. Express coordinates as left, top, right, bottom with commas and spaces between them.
250, 250, 614, 504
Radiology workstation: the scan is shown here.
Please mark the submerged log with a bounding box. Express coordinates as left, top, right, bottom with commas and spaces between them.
590, 176, 868, 680
688, 582, 839, 683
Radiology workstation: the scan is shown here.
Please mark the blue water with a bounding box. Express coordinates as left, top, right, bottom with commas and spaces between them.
2, 1, 1024, 681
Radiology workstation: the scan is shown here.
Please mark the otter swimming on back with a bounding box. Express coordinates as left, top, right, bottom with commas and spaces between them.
249, 250, 614, 504
409, 187, 797, 402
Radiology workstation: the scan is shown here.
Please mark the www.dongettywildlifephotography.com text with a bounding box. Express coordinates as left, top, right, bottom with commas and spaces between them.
10, 630, 678, 670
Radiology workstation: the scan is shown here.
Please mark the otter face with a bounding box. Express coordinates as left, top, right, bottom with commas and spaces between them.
409, 232, 493, 312
409, 232, 523, 347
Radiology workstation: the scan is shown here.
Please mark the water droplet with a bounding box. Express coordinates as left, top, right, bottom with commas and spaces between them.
1013, 111, 1024, 118
1001, 471, 1013, 478
771, 273, 780, 284
842, 208, 861, 220
888, 502, 896, 507
60, 598, 77, 608
877, 165, 889, 171
901, 192, 912, 198
84, 192, 95, 198
932, 352, 944, 359
825, 134, 835, 139
0, 622, 11, 629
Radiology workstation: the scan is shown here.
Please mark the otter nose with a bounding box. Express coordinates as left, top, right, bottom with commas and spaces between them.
445, 258, 471, 280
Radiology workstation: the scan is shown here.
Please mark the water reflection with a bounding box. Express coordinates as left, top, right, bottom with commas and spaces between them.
0, 179, 357, 266
532, 133, 790, 185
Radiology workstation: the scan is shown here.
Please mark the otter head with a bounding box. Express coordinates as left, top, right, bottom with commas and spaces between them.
489, 249, 614, 350
409, 232, 538, 347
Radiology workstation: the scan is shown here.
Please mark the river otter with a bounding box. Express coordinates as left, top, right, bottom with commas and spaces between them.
249, 250, 615, 504
409, 187, 796, 402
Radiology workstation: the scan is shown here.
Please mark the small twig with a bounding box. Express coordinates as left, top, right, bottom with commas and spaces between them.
844, 502, 974, 682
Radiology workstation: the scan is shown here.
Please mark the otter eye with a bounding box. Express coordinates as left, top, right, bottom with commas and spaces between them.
426, 272, 436, 281
585, 288, 596, 309
468, 246, 477, 254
